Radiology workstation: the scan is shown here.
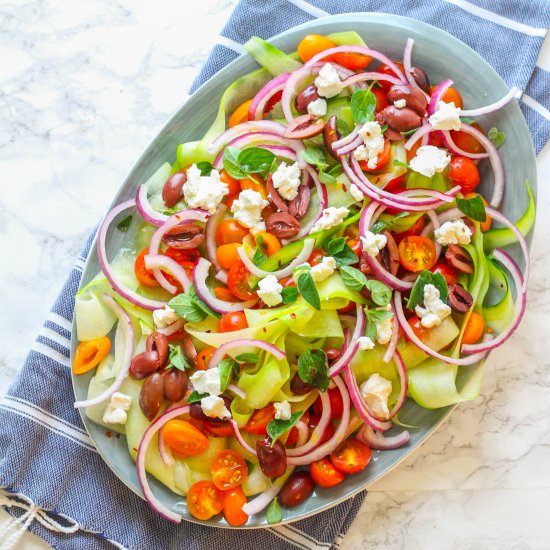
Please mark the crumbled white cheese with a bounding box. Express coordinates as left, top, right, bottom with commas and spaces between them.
428, 100, 462, 131
349, 184, 364, 202
415, 283, 452, 328
274, 401, 292, 421
201, 395, 231, 420
394, 98, 406, 109
183, 164, 228, 214
190, 368, 221, 396
311, 207, 349, 233
376, 315, 394, 345
257, 274, 284, 307
357, 336, 375, 351
103, 392, 132, 425
272, 161, 302, 201
230, 189, 269, 235
434, 219, 472, 245
310, 256, 336, 283
409, 145, 451, 178
360, 230, 387, 257
353, 121, 385, 169
152, 305, 179, 329
307, 98, 327, 117
314, 63, 344, 98
360, 374, 392, 420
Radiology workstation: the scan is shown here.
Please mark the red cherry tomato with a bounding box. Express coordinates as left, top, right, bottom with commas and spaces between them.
307, 248, 326, 266
308, 414, 335, 445
210, 450, 248, 491
378, 62, 405, 91
384, 174, 406, 194
398, 235, 437, 272
431, 262, 459, 286
227, 260, 257, 301
372, 87, 389, 113
217, 311, 248, 333
310, 457, 346, 488
186, 480, 224, 521
313, 388, 344, 418
223, 487, 249, 526
359, 140, 391, 173
244, 405, 276, 435
203, 421, 234, 437
330, 439, 372, 474
286, 411, 310, 446
394, 215, 426, 243
163, 247, 199, 289
449, 157, 480, 194
406, 315, 430, 341
450, 122, 485, 155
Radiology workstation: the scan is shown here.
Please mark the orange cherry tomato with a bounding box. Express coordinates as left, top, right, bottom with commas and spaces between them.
72, 337, 111, 375
307, 248, 326, 266
430, 85, 464, 109
204, 421, 234, 437
161, 420, 209, 457
134, 248, 159, 287
331, 51, 372, 71
244, 405, 276, 435
310, 457, 346, 488
462, 311, 485, 344
213, 287, 238, 302
210, 450, 248, 491
378, 62, 405, 91
240, 176, 267, 199
297, 34, 337, 63
398, 235, 437, 272
279, 275, 296, 288
286, 411, 310, 446
372, 87, 389, 113
216, 219, 249, 245
218, 311, 248, 333
464, 193, 492, 231
227, 260, 257, 301
449, 157, 480, 194
330, 439, 372, 474
431, 262, 459, 286
220, 169, 242, 196
313, 387, 344, 418
225, 193, 239, 209
216, 243, 241, 270
228, 99, 253, 128
406, 139, 421, 163
407, 315, 430, 341
197, 346, 216, 371
450, 122, 485, 155
359, 140, 392, 173
223, 486, 249, 526
255, 231, 281, 256
186, 480, 224, 521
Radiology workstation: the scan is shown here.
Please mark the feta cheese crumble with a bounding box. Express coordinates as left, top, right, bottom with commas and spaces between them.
152, 305, 179, 329
312, 207, 349, 233
314, 63, 344, 98
201, 395, 231, 420
394, 98, 406, 109
307, 98, 327, 117
257, 274, 284, 307
353, 121, 385, 169
415, 283, 452, 328
231, 189, 269, 235
183, 164, 228, 214
376, 314, 394, 345
409, 145, 451, 178
310, 256, 336, 283
349, 184, 364, 202
434, 219, 472, 245
190, 368, 221, 396
360, 374, 392, 420
274, 401, 292, 421
360, 230, 387, 257
357, 336, 375, 351
103, 392, 132, 425
272, 161, 302, 201
428, 101, 462, 131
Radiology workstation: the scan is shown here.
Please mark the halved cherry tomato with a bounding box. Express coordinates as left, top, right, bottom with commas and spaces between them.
216, 243, 241, 270
407, 315, 430, 341
223, 486, 249, 526
213, 287, 238, 302
450, 122, 485, 155
309, 414, 335, 445
313, 387, 344, 418
210, 450, 248, 490
73, 337, 111, 375
378, 62, 405, 91
394, 215, 426, 243
308, 248, 326, 266
330, 439, 372, 474
347, 237, 362, 261
186, 480, 224, 521
225, 193, 239, 209
429, 131, 444, 147
163, 248, 199, 288
431, 262, 459, 286
286, 411, 310, 446
134, 248, 159, 287
430, 85, 463, 109
228, 99, 253, 128
264, 90, 283, 117
220, 169, 242, 196
462, 311, 485, 344
398, 235, 437, 272
218, 311, 248, 332
449, 157, 480, 194
372, 87, 389, 113
161, 420, 209, 457
255, 231, 281, 256
310, 457, 346, 488
227, 260, 257, 301
297, 34, 336, 63
197, 346, 216, 371
204, 421, 234, 437
465, 193, 492, 231
216, 219, 249, 245
332, 51, 372, 71
384, 173, 406, 194
359, 140, 391, 173
245, 405, 275, 435
240, 176, 267, 199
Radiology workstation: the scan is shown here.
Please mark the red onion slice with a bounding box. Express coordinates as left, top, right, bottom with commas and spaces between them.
248, 72, 291, 121
157, 430, 175, 467
357, 424, 410, 450
335, 135, 363, 157
383, 303, 400, 364
341, 71, 404, 90
460, 87, 519, 117
230, 419, 257, 456
294, 420, 309, 447
332, 126, 359, 150
404, 123, 435, 150
440, 130, 489, 160
207, 338, 285, 370
427, 78, 453, 116
423, 209, 442, 260
144, 254, 191, 294
157, 320, 184, 336
136, 185, 168, 227
387, 350, 408, 418
402, 38, 425, 96
329, 303, 365, 377
208, 120, 287, 155
241, 469, 294, 516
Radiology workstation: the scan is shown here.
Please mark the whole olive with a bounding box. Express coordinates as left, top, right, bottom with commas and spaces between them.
130, 350, 161, 380
294, 84, 320, 113
139, 372, 165, 421
162, 171, 187, 208
290, 373, 314, 396
146, 332, 169, 367
256, 438, 287, 478
189, 396, 231, 424
279, 471, 315, 508
163, 368, 189, 402
410, 66, 430, 92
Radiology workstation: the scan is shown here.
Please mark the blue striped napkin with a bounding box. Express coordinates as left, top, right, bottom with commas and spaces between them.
1, 2, 548, 550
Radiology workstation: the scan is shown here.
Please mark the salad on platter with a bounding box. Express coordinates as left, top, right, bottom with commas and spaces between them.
72, 31, 533, 525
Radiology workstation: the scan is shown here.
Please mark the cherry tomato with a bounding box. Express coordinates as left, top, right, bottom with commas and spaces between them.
372, 87, 389, 113
429, 131, 444, 147
228, 99, 253, 128
297, 34, 336, 63
310, 457, 346, 488
161, 420, 209, 457
347, 237, 362, 261
430, 85, 463, 109
462, 311, 485, 344
240, 176, 267, 199
450, 122, 485, 155
163, 248, 199, 288
407, 315, 430, 341
313, 387, 344, 418
218, 311, 248, 333
203, 421, 234, 437
216, 243, 241, 270
134, 248, 159, 287
210, 450, 248, 491
431, 262, 459, 286
245, 405, 276, 435
255, 231, 281, 256
330, 439, 372, 474
308, 414, 335, 445
216, 219, 249, 245
73, 337, 111, 375
286, 411, 310, 446
307, 248, 326, 266
384, 173, 406, 194
359, 140, 391, 173
394, 215, 426, 243
449, 157, 480, 194
197, 346, 216, 371
398, 235, 437, 272
223, 486, 249, 526
264, 90, 283, 116
220, 169, 242, 196
225, 193, 239, 209
227, 260, 257, 301
279, 275, 296, 288
378, 62, 405, 91
331, 51, 372, 70
213, 287, 238, 302
465, 193, 492, 232
186, 480, 224, 521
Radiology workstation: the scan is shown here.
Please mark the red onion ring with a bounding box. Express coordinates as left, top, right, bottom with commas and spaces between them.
248, 72, 291, 121
226, 384, 247, 399
207, 338, 285, 370
402, 38, 426, 97
388, 350, 408, 418
460, 87, 519, 117
357, 424, 410, 450
335, 135, 363, 157
404, 123, 435, 150
136, 185, 168, 227
144, 254, 191, 294
332, 126, 359, 150
383, 303, 400, 364
423, 209, 442, 260
428, 78, 453, 116
241, 469, 294, 516
340, 71, 404, 90
440, 130, 489, 160
230, 419, 257, 456
294, 420, 309, 447
157, 430, 174, 467
208, 120, 287, 155
329, 303, 365, 377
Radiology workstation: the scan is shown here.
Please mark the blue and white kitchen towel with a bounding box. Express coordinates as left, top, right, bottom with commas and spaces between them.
1, 1, 549, 549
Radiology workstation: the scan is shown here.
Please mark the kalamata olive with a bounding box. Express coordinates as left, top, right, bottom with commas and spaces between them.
130, 350, 161, 379
283, 114, 325, 140
189, 396, 231, 424
266, 173, 289, 213
266, 212, 301, 239
181, 336, 198, 367
163, 368, 189, 402
162, 223, 203, 249
410, 66, 430, 92
279, 471, 315, 508
324, 348, 342, 362
387, 84, 428, 116
146, 332, 169, 367
139, 372, 165, 421
256, 438, 287, 478
376, 106, 422, 132
294, 84, 320, 113
445, 244, 474, 274
384, 128, 405, 142
323, 115, 340, 159
447, 283, 474, 313
290, 373, 315, 396
379, 230, 399, 276
288, 184, 311, 220
162, 171, 187, 208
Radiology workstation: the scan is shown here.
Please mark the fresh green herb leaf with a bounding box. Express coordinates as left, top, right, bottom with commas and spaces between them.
297, 272, 320, 310
323, 237, 346, 255
366, 308, 393, 322
218, 357, 239, 392
167, 344, 191, 371
340, 265, 367, 291
189, 285, 222, 319
488, 127, 505, 149
456, 194, 487, 222
393, 159, 410, 169
245, 460, 255, 475
281, 286, 298, 304
235, 353, 260, 364
327, 163, 344, 177
196, 161, 214, 176
406, 270, 449, 310
336, 118, 351, 136
298, 348, 329, 391
238, 147, 276, 176
365, 318, 377, 340
365, 280, 392, 306
371, 211, 410, 234
459, 117, 475, 125
380, 124, 388, 133
116, 215, 133, 232
169, 284, 221, 322
223, 146, 247, 180
187, 391, 208, 404
400, 128, 418, 137
333, 244, 359, 267
351, 86, 376, 124
319, 170, 337, 185
266, 498, 282, 524
303, 144, 328, 170
267, 411, 302, 444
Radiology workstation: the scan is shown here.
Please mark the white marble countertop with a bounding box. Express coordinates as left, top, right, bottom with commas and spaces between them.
1, 1, 549, 548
